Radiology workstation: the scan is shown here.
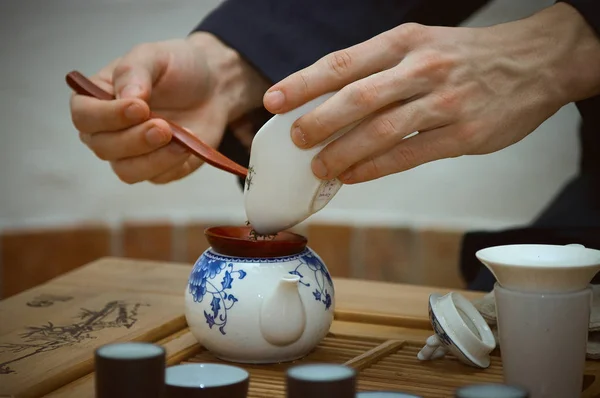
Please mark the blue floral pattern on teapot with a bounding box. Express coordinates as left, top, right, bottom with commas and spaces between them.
188, 248, 334, 335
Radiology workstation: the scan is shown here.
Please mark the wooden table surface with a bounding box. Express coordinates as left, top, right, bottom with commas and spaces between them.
0, 257, 597, 397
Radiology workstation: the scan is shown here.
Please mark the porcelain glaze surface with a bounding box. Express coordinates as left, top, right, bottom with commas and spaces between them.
243, 91, 356, 235
184, 247, 335, 363
476, 243, 600, 293
419, 292, 495, 369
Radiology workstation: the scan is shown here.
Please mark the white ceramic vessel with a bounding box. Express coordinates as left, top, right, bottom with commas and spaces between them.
244, 91, 357, 235
184, 244, 335, 363
418, 292, 496, 368
454, 384, 529, 398
476, 243, 600, 293
165, 363, 249, 396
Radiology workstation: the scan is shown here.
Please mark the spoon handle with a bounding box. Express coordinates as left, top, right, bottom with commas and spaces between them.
65, 70, 248, 178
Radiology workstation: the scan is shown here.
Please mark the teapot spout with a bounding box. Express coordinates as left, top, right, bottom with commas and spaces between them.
259, 274, 306, 346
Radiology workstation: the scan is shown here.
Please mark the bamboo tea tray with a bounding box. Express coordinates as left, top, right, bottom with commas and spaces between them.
1, 257, 599, 398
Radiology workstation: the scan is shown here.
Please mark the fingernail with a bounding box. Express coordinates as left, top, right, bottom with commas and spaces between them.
125, 103, 143, 120
146, 127, 167, 146
264, 90, 285, 110
120, 84, 142, 98
339, 169, 352, 182
291, 126, 307, 147
312, 156, 328, 179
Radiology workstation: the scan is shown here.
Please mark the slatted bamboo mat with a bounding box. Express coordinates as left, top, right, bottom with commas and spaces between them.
181, 334, 508, 398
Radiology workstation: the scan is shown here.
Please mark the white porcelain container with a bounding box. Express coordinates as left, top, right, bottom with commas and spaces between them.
184, 240, 335, 364
418, 292, 496, 369
475, 243, 600, 293
243, 92, 352, 235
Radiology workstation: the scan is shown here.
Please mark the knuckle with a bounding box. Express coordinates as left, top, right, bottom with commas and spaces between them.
351, 83, 380, 108
377, 32, 400, 56
407, 50, 454, 83
117, 173, 140, 185
91, 146, 110, 161
299, 70, 311, 96
79, 134, 108, 161
395, 22, 427, 42
111, 164, 141, 185
457, 123, 482, 148
70, 103, 88, 131
364, 158, 381, 180
433, 90, 460, 113
416, 52, 446, 76
370, 117, 398, 140
130, 42, 155, 56
391, 144, 417, 170
149, 178, 168, 185
112, 61, 133, 79
70, 111, 85, 130
327, 50, 353, 78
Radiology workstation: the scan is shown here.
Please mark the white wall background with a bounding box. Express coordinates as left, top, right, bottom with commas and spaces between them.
0, 0, 580, 232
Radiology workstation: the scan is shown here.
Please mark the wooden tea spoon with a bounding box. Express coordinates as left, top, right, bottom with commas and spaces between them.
65, 70, 249, 178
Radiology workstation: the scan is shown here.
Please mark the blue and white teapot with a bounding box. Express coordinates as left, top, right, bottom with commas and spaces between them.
184, 226, 335, 363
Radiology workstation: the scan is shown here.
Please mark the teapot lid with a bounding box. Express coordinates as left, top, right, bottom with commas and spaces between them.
205, 225, 307, 258
418, 292, 496, 368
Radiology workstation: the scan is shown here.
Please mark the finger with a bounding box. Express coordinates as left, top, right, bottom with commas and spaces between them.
264, 31, 410, 114
338, 125, 463, 184
150, 155, 203, 184
310, 96, 441, 179
84, 118, 172, 161
291, 66, 429, 149
112, 42, 168, 100
70, 94, 149, 134
110, 142, 191, 184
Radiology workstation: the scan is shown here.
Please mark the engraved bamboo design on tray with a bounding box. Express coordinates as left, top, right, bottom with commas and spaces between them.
179, 334, 513, 398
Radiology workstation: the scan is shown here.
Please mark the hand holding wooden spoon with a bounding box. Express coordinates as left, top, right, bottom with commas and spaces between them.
68, 33, 269, 184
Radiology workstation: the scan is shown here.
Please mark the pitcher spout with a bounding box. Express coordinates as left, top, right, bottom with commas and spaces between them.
259, 274, 307, 346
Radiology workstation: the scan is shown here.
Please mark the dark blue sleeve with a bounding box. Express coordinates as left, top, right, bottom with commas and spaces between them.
559, 0, 600, 37
193, 0, 489, 83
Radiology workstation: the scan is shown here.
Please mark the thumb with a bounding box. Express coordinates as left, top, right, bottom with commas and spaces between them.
112, 43, 167, 100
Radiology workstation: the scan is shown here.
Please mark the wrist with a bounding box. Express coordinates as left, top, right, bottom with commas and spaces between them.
526, 3, 600, 105
187, 32, 270, 122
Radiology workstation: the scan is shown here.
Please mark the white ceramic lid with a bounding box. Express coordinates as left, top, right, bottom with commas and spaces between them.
418, 292, 496, 368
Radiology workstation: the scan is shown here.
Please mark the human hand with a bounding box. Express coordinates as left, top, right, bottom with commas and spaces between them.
69, 32, 269, 184
263, 3, 600, 184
